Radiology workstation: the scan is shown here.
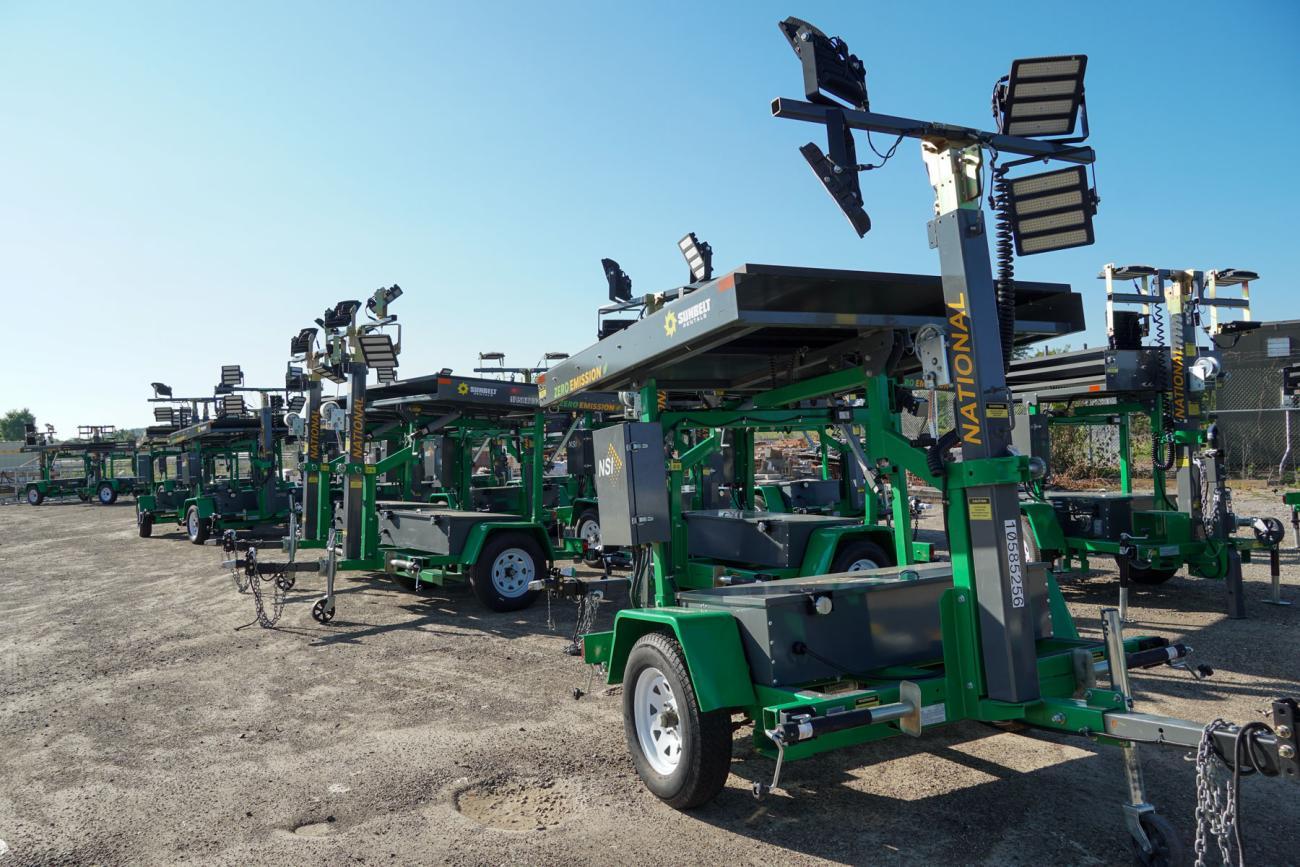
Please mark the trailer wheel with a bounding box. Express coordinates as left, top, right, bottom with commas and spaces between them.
831, 539, 892, 573
26, 487, 44, 506
1129, 811, 1185, 867
469, 533, 542, 612
575, 509, 602, 564
186, 506, 209, 545
1116, 557, 1179, 586
138, 513, 153, 538
623, 631, 732, 809
97, 483, 118, 505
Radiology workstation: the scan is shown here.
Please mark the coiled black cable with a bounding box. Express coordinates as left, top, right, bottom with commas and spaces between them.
1150, 294, 1176, 472
991, 167, 1016, 373
926, 429, 960, 478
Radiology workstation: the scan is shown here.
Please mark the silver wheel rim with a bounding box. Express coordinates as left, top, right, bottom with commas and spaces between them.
844, 557, 880, 572
27, 489, 39, 504
578, 518, 602, 550
99, 486, 113, 504
489, 547, 534, 598
633, 666, 682, 775
188, 511, 199, 538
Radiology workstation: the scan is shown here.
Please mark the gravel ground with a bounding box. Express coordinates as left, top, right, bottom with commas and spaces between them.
1, 493, 1298, 866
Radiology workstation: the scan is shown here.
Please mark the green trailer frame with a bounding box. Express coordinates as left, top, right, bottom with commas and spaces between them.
21, 430, 141, 506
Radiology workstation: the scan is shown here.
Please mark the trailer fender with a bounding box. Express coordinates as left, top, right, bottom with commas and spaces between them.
1019, 501, 1065, 556
799, 524, 897, 574
596, 608, 755, 713
460, 522, 557, 565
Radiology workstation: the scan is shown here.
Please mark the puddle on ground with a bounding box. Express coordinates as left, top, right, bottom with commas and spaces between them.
454, 777, 579, 831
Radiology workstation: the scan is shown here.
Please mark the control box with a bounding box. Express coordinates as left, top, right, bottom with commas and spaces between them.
593, 422, 670, 546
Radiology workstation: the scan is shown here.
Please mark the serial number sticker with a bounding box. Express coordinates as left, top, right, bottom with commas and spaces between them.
968, 496, 992, 520
985, 403, 1009, 419
921, 703, 947, 726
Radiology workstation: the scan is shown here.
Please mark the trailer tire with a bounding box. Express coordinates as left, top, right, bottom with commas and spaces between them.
575, 509, 603, 564
27, 487, 44, 506
469, 533, 542, 612
623, 631, 732, 810
186, 506, 209, 545
98, 483, 118, 505
831, 539, 892, 573
1116, 557, 1179, 586
138, 514, 153, 538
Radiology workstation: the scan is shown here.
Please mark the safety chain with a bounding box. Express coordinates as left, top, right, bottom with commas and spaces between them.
243, 546, 289, 629
565, 593, 603, 657
1194, 719, 1237, 867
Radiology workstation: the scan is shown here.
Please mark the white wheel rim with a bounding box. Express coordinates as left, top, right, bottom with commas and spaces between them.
99, 487, 113, 504
188, 512, 199, 537
28, 489, 39, 504
633, 666, 683, 775
844, 557, 880, 572
489, 547, 534, 597
578, 518, 602, 550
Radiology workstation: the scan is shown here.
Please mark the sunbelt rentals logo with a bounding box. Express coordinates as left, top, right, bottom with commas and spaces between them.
664, 297, 711, 338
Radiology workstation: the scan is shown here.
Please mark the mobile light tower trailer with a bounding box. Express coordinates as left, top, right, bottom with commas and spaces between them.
134, 383, 219, 537
543, 18, 1300, 863
1011, 266, 1283, 618
21, 424, 140, 506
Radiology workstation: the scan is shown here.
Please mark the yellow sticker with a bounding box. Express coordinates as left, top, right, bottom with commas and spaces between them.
969, 496, 992, 520
985, 403, 1009, 419
1188, 402, 1200, 415
668, 460, 683, 472
365, 465, 376, 474
350, 478, 362, 489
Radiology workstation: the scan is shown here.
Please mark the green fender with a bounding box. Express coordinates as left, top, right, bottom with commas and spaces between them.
137, 494, 157, 514
459, 521, 557, 564
755, 484, 788, 512
799, 524, 898, 574
593, 608, 756, 713
185, 497, 216, 520
1019, 500, 1065, 555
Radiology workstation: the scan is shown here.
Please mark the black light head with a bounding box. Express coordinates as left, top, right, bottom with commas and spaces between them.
366, 284, 403, 318
779, 18, 868, 111
151, 382, 172, 398
290, 327, 318, 356
602, 258, 632, 302
678, 233, 714, 283
321, 299, 362, 330
800, 141, 870, 237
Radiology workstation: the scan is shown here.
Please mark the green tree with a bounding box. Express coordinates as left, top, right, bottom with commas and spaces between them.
1, 408, 36, 441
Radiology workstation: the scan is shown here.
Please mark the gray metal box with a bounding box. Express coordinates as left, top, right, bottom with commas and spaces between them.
1012, 412, 1052, 476
683, 510, 859, 568
593, 423, 670, 546
677, 562, 1052, 687
135, 454, 154, 484
779, 478, 841, 511
566, 431, 595, 476
376, 503, 517, 556
1105, 348, 1168, 392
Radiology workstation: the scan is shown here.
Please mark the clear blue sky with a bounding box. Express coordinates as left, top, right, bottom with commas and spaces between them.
2, 1, 1297, 437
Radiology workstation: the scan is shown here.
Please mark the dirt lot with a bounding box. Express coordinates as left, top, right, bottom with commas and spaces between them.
1, 494, 1298, 866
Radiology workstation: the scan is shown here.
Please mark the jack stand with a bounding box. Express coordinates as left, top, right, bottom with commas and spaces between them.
1102, 608, 1162, 860
1224, 550, 1246, 620
1117, 556, 1132, 624
312, 528, 338, 624
754, 730, 788, 799
1263, 545, 1292, 607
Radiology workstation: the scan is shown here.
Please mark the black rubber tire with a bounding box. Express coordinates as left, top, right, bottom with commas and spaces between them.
138, 514, 153, 538
98, 483, 118, 505
1020, 515, 1042, 562
186, 506, 209, 545
27, 487, 44, 506
622, 631, 733, 810
830, 538, 893, 573
1116, 557, 1179, 586
574, 509, 603, 565
311, 597, 335, 623
1130, 811, 1188, 867
468, 532, 543, 612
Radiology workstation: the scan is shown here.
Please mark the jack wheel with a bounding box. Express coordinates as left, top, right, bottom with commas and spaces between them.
275, 573, 296, 591
186, 506, 209, 545
78, 492, 90, 502
311, 597, 335, 624
1130, 812, 1186, 867
623, 631, 732, 810
98, 483, 118, 505
138, 514, 153, 538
